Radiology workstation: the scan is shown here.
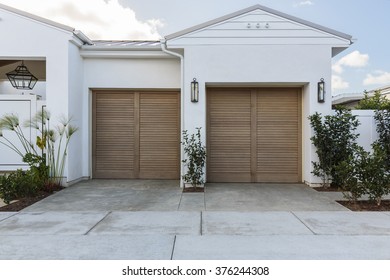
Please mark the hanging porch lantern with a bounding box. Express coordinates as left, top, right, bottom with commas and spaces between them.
6, 61, 38, 90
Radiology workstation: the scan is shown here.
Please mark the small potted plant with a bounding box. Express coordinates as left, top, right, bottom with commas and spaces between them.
182, 127, 206, 191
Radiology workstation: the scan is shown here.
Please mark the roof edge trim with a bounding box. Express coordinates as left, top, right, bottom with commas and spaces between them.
0, 3, 75, 32
74, 30, 93, 45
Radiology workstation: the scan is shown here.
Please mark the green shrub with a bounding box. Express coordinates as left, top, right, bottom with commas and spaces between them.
374, 109, 390, 168
335, 157, 364, 202
23, 153, 48, 187
356, 145, 390, 206
339, 145, 390, 206
356, 91, 390, 110
0, 169, 41, 204
309, 108, 360, 187
182, 128, 207, 188
0, 110, 77, 187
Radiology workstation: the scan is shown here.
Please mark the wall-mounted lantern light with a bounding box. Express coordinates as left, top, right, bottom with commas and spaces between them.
191, 78, 199, 103
317, 78, 325, 103
6, 61, 38, 90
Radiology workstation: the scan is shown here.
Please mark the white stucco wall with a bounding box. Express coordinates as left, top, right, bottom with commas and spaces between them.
0, 7, 79, 182
67, 43, 85, 183
176, 44, 332, 184
83, 58, 180, 89
0, 95, 43, 170
352, 110, 378, 151
0, 81, 46, 99
0, 8, 72, 123
82, 57, 181, 179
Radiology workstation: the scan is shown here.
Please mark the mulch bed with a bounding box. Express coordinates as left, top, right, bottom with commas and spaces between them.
182, 187, 204, 193
313, 186, 342, 192
337, 200, 390, 211
0, 188, 64, 212
313, 186, 390, 211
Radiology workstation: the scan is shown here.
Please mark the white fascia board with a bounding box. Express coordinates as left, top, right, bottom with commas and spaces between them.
332, 93, 364, 104
73, 30, 93, 45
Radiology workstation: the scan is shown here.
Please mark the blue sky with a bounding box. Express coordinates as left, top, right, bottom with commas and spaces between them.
1, 0, 389, 95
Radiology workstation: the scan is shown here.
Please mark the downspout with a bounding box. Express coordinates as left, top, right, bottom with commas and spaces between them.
160, 39, 185, 188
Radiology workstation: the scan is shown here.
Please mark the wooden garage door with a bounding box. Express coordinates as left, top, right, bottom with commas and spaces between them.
207, 88, 301, 183
93, 91, 180, 179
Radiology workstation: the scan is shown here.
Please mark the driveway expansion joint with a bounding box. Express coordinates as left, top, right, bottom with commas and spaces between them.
200, 211, 203, 236
290, 211, 316, 235
177, 192, 183, 211
170, 235, 177, 260
84, 211, 111, 235
0, 212, 19, 223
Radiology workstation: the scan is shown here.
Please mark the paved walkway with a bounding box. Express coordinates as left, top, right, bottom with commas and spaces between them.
1, 180, 390, 259
1, 210, 390, 259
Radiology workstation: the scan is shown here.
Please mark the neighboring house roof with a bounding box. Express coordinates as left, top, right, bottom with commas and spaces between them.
332, 92, 365, 106
332, 85, 390, 107
366, 85, 390, 96
0, 3, 92, 45
165, 4, 353, 42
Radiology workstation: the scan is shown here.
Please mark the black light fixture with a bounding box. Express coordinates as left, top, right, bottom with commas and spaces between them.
6, 61, 38, 90
317, 78, 325, 103
191, 78, 199, 103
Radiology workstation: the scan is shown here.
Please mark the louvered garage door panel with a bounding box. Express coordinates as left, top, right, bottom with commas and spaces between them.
207, 88, 301, 183
93, 91, 180, 179
93, 92, 135, 178
256, 89, 301, 182
139, 92, 180, 179
207, 89, 252, 182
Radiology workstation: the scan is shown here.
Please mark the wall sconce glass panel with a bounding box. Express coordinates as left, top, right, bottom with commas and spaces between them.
191, 78, 199, 103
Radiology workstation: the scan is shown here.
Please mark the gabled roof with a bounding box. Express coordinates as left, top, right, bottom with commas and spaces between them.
0, 3, 74, 32
166, 4, 353, 42
0, 3, 92, 45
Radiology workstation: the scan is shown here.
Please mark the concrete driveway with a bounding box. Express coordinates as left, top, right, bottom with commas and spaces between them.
1, 180, 390, 260
22, 179, 346, 212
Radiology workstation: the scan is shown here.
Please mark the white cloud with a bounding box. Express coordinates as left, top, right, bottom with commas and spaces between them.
0, 0, 163, 40
299, 1, 314, 5
332, 63, 344, 74
338, 51, 369, 68
363, 71, 390, 86
332, 51, 369, 74
332, 75, 349, 91
332, 51, 369, 89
